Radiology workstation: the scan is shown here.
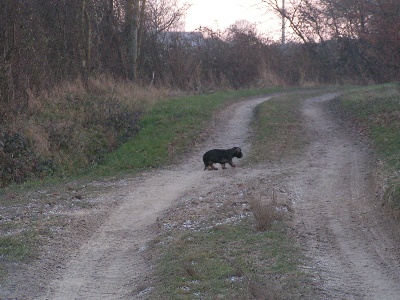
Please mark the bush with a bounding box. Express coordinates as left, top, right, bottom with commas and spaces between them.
247, 189, 284, 231
0, 132, 37, 187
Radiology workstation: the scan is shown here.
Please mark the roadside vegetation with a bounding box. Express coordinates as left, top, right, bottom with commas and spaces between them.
329, 83, 400, 220
0, 77, 169, 186
150, 221, 310, 299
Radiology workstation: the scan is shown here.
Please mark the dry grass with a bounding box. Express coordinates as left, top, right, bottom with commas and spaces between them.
376, 168, 400, 223
1, 76, 173, 185
86, 75, 171, 106
44, 75, 170, 111
246, 276, 281, 300
247, 188, 285, 231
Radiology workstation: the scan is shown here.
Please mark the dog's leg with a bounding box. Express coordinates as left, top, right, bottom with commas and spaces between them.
221, 163, 227, 169
228, 161, 236, 168
207, 164, 218, 170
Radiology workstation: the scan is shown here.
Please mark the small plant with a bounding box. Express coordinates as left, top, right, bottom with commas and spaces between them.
248, 189, 283, 231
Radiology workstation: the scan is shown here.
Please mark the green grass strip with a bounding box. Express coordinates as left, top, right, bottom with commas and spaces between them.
151, 221, 311, 299
248, 91, 327, 164
96, 88, 282, 175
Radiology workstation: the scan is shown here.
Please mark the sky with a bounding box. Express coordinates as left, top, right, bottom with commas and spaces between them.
182, 0, 282, 40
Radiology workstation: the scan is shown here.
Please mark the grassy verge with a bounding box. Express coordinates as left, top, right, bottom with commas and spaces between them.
0, 77, 167, 186
329, 83, 400, 218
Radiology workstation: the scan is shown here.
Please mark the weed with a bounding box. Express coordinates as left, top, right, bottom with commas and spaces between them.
248, 189, 283, 231
0, 132, 39, 187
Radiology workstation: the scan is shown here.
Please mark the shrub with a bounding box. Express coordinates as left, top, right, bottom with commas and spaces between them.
0, 132, 37, 187
247, 189, 283, 231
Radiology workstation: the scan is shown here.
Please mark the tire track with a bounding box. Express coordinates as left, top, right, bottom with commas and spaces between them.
289, 94, 400, 299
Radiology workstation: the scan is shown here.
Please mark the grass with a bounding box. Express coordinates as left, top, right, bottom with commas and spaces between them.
1, 77, 158, 185
0, 233, 36, 261
333, 83, 400, 169
329, 82, 400, 216
150, 220, 311, 300
0, 228, 38, 279
248, 91, 330, 164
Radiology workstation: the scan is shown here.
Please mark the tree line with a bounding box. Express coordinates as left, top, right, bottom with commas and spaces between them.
1, 0, 399, 117
265, 0, 400, 83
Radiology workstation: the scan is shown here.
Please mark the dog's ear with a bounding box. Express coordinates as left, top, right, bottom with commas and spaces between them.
235, 147, 241, 153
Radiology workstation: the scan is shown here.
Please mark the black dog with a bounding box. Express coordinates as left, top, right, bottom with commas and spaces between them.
203, 147, 243, 171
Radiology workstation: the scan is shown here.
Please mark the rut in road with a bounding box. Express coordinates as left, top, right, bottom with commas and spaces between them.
38, 95, 272, 299
288, 94, 400, 299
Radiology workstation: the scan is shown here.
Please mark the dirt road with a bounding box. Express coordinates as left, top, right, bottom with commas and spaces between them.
3, 93, 400, 299
288, 94, 400, 299
36, 96, 271, 299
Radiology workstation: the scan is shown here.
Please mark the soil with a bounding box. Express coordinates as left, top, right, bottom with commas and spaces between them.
1, 93, 400, 299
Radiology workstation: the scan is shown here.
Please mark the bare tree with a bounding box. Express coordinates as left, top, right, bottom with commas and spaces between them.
126, 0, 142, 81
79, 0, 91, 84
145, 0, 189, 33
138, 0, 191, 82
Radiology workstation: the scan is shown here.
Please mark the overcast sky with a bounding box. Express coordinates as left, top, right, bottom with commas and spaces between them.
182, 0, 282, 39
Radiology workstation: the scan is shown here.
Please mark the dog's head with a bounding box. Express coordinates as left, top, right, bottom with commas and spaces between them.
233, 147, 243, 158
